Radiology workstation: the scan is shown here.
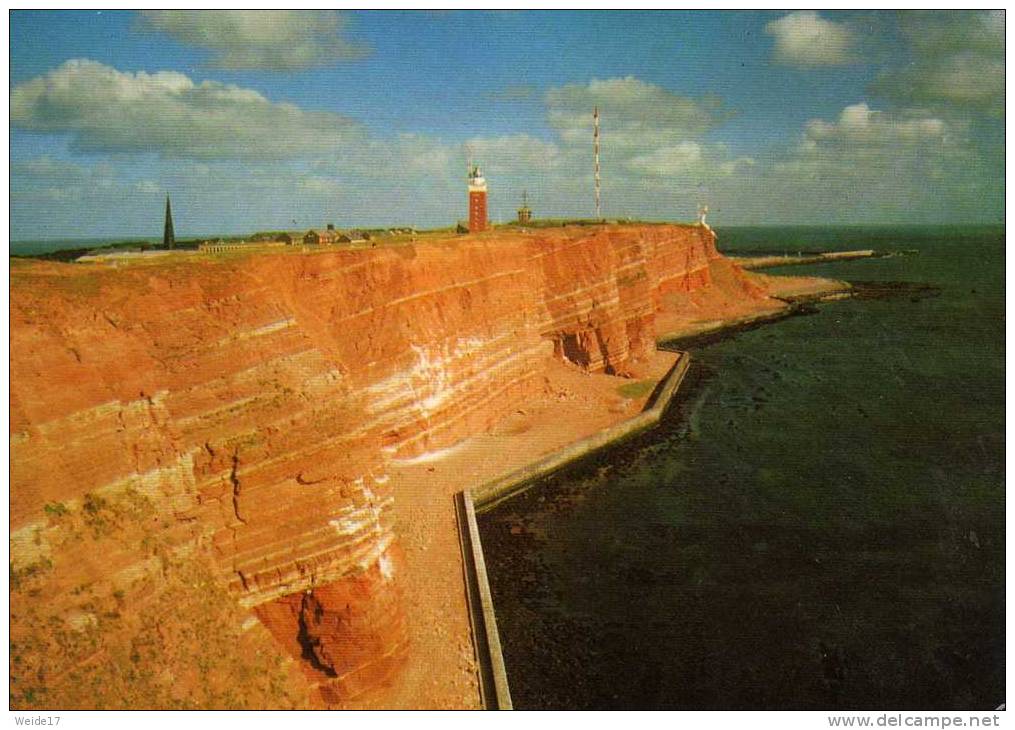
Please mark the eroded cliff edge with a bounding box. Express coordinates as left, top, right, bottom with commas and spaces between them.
9, 224, 834, 708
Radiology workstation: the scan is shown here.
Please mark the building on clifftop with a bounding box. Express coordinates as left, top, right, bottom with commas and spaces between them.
517, 190, 532, 224
303, 229, 339, 245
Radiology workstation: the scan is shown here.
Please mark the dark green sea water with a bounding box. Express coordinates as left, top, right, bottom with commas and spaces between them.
477, 226, 1005, 710
9, 237, 158, 256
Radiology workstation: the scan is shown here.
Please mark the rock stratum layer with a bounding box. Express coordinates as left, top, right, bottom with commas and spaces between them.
9, 224, 778, 708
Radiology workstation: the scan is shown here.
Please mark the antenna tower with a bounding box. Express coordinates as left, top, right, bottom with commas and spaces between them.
594, 106, 601, 220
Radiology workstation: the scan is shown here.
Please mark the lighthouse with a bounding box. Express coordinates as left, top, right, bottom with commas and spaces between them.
468, 163, 488, 233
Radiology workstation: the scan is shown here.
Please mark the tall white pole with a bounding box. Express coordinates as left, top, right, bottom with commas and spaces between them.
594, 106, 601, 220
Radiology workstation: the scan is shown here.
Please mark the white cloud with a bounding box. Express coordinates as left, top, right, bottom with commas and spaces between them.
629, 95, 994, 226
899, 54, 1004, 108
905, 9, 1004, 58
140, 10, 369, 70
769, 103, 980, 208
719, 157, 757, 176
803, 103, 951, 147
765, 11, 857, 67
134, 180, 161, 195
870, 11, 1004, 113
11, 156, 121, 203
307, 132, 457, 182
10, 59, 364, 160
404, 146, 455, 177
545, 76, 731, 150
297, 176, 346, 196
464, 134, 562, 174
627, 142, 703, 177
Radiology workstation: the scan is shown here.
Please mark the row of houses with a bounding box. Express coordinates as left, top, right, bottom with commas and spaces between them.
198, 225, 420, 254
300, 227, 373, 245
244, 225, 376, 246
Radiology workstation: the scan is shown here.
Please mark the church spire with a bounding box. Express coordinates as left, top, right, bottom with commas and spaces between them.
163, 195, 175, 249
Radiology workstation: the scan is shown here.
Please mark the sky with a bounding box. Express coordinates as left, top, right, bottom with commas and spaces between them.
9, 10, 1006, 240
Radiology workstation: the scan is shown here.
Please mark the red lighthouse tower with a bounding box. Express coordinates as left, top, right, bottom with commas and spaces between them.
468, 163, 488, 233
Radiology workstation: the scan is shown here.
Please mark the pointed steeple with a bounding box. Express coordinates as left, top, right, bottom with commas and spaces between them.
163, 195, 175, 249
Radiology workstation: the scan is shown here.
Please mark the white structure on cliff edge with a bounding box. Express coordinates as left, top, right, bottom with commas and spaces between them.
698, 204, 715, 237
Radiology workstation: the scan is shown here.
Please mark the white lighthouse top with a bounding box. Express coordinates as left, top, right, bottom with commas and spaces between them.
468, 164, 487, 191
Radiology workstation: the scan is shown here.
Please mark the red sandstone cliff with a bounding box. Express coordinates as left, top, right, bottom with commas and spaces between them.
9, 224, 780, 708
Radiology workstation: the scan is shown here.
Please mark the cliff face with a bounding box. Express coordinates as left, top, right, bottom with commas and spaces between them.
9, 224, 770, 707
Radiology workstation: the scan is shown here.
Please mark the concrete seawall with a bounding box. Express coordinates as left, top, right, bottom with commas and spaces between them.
472, 352, 691, 512
454, 352, 692, 708
455, 490, 513, 710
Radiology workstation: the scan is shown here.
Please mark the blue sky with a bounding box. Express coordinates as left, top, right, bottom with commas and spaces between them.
9, 10, 1005, 240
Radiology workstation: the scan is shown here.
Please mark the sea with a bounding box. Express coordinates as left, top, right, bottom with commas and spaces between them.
9, 237, 158, 257
477, 226, 1005, 710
